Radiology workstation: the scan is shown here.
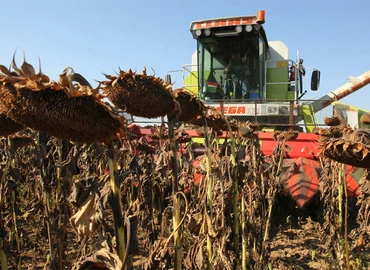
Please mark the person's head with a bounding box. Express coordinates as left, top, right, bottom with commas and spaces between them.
231, 50, 241, 61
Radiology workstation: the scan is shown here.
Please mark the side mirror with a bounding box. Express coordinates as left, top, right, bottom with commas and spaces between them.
165, 74, 172, 84
311, 70, 320, 91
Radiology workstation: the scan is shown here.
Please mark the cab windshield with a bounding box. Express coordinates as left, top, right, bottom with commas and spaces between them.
197, 34, 265, 101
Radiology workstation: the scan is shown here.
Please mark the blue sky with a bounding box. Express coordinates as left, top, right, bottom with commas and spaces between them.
1, 0, 370, 111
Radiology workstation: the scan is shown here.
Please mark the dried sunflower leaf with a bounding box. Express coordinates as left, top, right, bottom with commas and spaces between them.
352, 143, 363, 153
0, 64, 14, 76
361, 147, 369, 160
72, 248, 122, 270
70, 193, 99, 239
195, 244, 204, 269
21, 58, 36, 79
342, 141, 350, 152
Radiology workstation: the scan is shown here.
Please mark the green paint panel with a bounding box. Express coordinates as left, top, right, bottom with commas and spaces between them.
183, 71, 199, 95
286, 91, 295, 100
300, 103, 317, 132
266, 68, 289, 100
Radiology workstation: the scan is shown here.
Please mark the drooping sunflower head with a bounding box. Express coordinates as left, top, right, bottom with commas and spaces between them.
0, 55, 126, 144
189, 112, 238, 131
360, 113, 370, 126
101, 68, 176, 118
320, 138, 370, 168
324, 115, 342, 126
169, 88, 206, 123
273, 130, 299, 141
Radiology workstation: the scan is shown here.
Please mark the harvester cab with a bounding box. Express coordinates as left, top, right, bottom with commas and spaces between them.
182, 10, 321, 132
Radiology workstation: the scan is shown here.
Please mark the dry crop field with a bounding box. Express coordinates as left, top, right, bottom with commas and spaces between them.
0, 57, 370, 269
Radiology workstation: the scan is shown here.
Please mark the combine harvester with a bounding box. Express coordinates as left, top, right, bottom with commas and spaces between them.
131, 10, 370, 208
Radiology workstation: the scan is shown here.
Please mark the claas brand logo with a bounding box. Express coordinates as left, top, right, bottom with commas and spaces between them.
215, 106, 246, 115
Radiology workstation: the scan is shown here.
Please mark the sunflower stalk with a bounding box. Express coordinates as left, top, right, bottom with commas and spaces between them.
7, 138, 21, 269
343, 166, 350, 270
251, 135, 260, 265
108, 140, 126, 268
241, 194, 246, 270
0, 248, 8, 270
150, 152, 157, 243
337, 163, 344, 236
0, 161, 9, 270
154, 118, 166, 236
41, 172, 54, 265
168, 118, 182, 270
11, 183, 21, 270
55, 140, 66, 270
37, 135, 56, 267
200, 113, 214, 268
227, 133, 238, 264
219, 114, 238, 267
55, 140, 62, 210
261, 139, 285, 262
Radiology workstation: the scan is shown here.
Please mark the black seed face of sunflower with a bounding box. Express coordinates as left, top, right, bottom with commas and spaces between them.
1, 84, 123, 144
0, 114, 24, 136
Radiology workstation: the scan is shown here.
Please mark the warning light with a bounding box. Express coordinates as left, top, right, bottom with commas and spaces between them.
256, 10, 265, 24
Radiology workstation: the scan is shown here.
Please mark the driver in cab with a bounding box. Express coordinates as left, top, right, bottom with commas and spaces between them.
224, 49, 251, 99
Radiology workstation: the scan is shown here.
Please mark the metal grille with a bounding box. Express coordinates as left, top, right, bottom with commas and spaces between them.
128, 99, 335, 132
205, 99, 334, 131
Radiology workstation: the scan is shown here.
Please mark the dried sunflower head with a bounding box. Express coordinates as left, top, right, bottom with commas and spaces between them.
273, 130, 299, 141
0, 114, 24, 136
169, 88, 206, 123
174, 129, 192, 143
0, 72, 24, 136
238, 121, 259, 138
189, 113, 238, 131
320, 138, 370, 168
147, 127, 192, 144
324, 115, 342, 126
101, 68, 176, 118
329, 125, 344, 138
360, 113, 370, 126
0, 56, 126, 144
132, 137, 156, 153
239, 125, 253, 138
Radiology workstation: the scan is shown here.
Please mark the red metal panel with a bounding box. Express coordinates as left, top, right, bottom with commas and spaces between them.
259, 132, 320, 159
281, 157, 321, 208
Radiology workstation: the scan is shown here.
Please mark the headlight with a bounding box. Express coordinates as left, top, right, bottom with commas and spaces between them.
267, 106, 278, 114
245, 25, 253, 32
279, 106, 289, 115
